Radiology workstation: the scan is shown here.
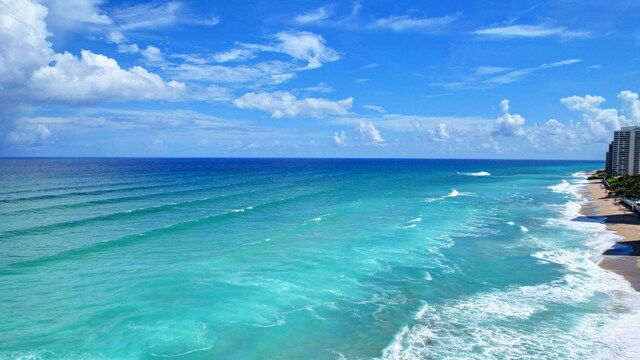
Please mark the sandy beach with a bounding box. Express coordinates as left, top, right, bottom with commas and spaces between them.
582, 179, 640, 291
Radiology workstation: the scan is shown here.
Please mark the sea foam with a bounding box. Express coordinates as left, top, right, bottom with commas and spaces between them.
382, 173, 640, 360
458, 171, 491, 177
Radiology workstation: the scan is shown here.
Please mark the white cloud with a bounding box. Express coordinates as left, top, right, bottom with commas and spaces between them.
560, 94, 622, 143
119, 43, 164, 63
112, 1, 218, 31
528, 90, 640, 150
297, 82, 334, 93
481, 138, 502, 153
429, 123, 450, 141
29, 50, 184, 104
294, 6, 332, 24
473, 24, 590, 39
7, 124, 51, 145
170, 31, 339, 85
0, 0, 185, 107
140, 45, 163, 63
42, 0, 112, 31
491, 99, 526, 137
212, 48, 257, 63
363, 104, 386, 113
0, 0, 52, 90
473, 66, 510, 76
483, 59, 581, 85
355, 121, 385, 146
527, 118, 576, 152
618, 90, 640, 122
432, 59, 581, 89
19, 109, 255, 133
273, 31, 340, 69
169, 61, 296, 85
333, 130, 347, 147
213, 31, 339, 69
118, 43, 140, 53
233, 91, 353, 118
369, 15, 455, 32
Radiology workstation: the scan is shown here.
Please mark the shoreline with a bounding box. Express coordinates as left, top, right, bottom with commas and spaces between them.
581, 179, 640, 291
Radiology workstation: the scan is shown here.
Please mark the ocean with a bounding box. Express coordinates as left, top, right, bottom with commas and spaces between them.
1, 158, 639, 359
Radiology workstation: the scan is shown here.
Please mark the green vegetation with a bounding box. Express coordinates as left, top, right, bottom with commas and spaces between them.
588, 170, 640, 198
587, 169, 613, 180
606, 175, 640, 198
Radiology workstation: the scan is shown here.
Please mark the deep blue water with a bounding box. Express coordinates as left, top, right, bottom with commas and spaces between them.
1, 158, 639, 359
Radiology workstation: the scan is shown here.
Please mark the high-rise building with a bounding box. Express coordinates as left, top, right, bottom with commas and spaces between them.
606, 141, 613, 172
609, 126, 640, 175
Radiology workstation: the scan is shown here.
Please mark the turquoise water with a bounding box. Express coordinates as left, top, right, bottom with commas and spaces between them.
1, 158, 639, 359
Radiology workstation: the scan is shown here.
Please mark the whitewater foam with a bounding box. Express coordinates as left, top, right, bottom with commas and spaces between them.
382, 173, 640, 360
425, 189, 475, 202
458, 171, 491, 177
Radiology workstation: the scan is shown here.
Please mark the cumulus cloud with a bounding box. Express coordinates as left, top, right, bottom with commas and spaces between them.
0, 0, 52, 91
0, 0, 185, 106
473, 24, 590, 39
233, 91, 353, 118
29, 50, 184, 104
560, 94, 623, 143
527, 90, 640, 151
333, 130, 347, 147
7, 124, 51, 145
272, 31, 340, 69
527, 119, 576, 152
119, 43, 164, 63
618, 90, 640, 122
429, 123, 450, 141
355, 121, 385, 146
481, 138, 502, 153
491, 99, 526, 137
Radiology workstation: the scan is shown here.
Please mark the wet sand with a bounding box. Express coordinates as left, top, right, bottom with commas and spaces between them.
582, 179, 640, 291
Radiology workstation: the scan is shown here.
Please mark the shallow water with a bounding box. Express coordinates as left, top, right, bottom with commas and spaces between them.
1, 158, 638, 359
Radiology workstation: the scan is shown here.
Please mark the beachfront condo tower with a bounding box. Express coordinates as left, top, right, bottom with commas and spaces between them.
608, 126, 640, 175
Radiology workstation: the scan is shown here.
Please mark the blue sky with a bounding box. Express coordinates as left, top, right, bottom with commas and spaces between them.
1, 0, 639, 159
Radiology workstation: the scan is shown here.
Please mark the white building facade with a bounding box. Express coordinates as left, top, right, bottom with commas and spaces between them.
608, 126, 640, 175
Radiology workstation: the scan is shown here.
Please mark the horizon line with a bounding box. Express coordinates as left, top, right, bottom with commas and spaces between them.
0, 156, 604, 162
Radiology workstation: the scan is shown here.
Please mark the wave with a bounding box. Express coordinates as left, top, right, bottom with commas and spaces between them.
458, 171, 491, 177
305, 214, 327, 223
425, 189, 475, 203
402, 224, 416, 229
382, 172, 640, 359
519, 225, 529, 232
408, 217, 422, 223
2, 188, 338, 271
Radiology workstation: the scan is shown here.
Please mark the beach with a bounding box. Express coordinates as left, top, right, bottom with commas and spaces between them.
582, 179, 640, 291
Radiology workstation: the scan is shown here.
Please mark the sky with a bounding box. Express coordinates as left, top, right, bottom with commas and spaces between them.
1, 0, 639, 159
